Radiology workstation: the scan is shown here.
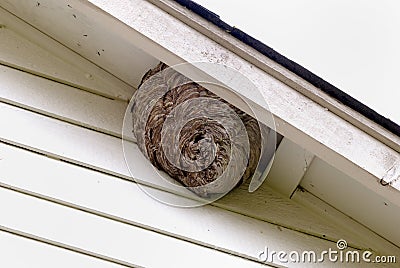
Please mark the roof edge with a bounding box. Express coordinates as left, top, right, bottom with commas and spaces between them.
173, 0, 400, 139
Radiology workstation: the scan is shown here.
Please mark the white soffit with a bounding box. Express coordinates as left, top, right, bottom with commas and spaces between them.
1, 0, 399, 207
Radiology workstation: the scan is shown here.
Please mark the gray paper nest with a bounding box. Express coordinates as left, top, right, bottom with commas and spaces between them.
131, 62, 261, 197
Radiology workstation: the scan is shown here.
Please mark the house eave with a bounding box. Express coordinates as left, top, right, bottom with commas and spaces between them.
2, 0, 399, 247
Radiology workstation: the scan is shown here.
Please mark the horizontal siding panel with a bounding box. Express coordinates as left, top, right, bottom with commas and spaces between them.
0, 141, 399, 266
0, 65, 127, 138
217, 186, 400, 257
0, 6, 134, 101
0, 230, 127, 268
0, 101, 397, 257
0, 100, 184, 195
0, 141, 338, 267
0, 186, 272, 268
0, 101, 130, 178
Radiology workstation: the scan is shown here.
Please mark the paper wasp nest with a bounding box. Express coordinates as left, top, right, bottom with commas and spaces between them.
131, 62, 261, 197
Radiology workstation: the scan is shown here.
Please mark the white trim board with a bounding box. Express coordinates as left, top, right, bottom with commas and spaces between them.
264, 137, 315, 198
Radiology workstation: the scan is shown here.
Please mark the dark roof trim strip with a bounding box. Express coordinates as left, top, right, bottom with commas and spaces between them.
174, 0, 400, 138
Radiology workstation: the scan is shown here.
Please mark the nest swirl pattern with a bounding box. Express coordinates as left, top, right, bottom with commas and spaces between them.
131, 62, 261, 197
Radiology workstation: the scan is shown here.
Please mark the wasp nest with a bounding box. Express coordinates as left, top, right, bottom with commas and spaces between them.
131, 62, 261, 197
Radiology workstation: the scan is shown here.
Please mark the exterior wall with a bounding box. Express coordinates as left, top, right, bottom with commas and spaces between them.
0, 4, 398, 268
